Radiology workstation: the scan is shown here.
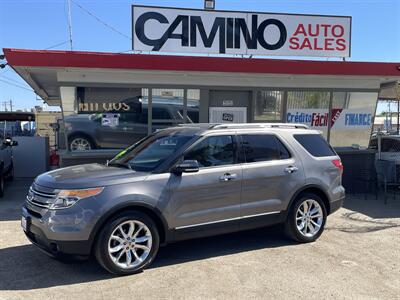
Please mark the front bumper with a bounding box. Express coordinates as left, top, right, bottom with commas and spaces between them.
22, 205, 94, 257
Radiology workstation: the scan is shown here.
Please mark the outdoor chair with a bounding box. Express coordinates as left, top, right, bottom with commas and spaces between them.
356, 168, 377, 200
375, 159, 400, 204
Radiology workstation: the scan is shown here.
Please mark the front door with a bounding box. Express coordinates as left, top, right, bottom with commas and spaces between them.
168, 134, 242, 231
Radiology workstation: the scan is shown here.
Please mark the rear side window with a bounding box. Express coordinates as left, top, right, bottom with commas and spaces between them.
294, 134, 336, 157
239, 134, 291, 163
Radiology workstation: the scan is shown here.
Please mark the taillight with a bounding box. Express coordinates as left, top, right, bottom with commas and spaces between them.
332, 159, 344, 173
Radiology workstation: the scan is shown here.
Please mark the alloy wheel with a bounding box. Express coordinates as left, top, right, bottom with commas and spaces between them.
70, 138, 91, 151
295, 199, 323, 238
107, 220, 153, 269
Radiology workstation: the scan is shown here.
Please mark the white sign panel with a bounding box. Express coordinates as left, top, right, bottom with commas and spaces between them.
286, 109, 372, 129
102, 113, 119, 127
132, 6, 351, 57
209, 107, 247, 123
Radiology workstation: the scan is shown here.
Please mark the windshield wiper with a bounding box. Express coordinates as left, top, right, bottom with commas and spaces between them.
107, 162, 133, 170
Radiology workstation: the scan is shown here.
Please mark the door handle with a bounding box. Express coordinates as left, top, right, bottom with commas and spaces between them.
284, 166, 298, 174
219, 173, 237, 181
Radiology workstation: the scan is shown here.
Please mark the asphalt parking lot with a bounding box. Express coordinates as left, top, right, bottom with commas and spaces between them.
0, 179, 399, 300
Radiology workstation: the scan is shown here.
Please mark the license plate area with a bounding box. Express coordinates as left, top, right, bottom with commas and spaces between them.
21, 216, 29, 232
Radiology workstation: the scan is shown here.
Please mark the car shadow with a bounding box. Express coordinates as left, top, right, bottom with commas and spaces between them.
343, 193, 400, 219
0, 226, 294, 290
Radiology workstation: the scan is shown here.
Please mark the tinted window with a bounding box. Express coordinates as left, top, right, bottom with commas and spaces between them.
110, 132, 193, 172
277, 138, 291, 159
382, 138, 400, 152
184, 135, 235, 167
294, 134, 336, 157
239, 135, 290, 163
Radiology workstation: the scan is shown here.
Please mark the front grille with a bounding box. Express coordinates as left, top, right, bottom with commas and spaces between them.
27, 186, 56, 209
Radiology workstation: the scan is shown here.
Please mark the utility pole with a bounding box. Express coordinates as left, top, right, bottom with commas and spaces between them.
9, 99, 12, 112
67, 0, 73, 50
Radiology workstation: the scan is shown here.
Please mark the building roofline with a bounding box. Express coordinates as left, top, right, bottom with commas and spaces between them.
3, 48, 400, 77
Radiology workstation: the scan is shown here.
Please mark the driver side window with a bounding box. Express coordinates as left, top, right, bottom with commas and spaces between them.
184, 135, 235, 168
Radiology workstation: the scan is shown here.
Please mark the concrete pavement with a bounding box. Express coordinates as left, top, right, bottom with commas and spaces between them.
0, 179, 399, 299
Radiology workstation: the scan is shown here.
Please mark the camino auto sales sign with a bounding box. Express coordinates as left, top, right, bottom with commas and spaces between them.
132, 6, 351, 57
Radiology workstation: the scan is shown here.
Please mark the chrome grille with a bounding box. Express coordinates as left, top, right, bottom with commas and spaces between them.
27, 186, 56, 209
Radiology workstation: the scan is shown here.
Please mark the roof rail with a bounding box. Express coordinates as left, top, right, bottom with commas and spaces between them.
211, 123, 309, 130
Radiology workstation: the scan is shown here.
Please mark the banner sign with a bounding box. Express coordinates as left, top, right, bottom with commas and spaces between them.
132, 5, 351, 57
286, 109, 372, 129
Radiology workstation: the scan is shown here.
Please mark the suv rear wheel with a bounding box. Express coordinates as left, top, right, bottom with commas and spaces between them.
95, 211, 160, 275
284, 193, 327, 243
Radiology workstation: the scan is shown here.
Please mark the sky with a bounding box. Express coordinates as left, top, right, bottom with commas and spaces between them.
0, 0, 399, 112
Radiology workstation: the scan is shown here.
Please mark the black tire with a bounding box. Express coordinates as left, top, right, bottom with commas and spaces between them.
0, 173, 4, 198
94, 211, 160, 275
68, 135, 95, 151
284, 192, 327, 243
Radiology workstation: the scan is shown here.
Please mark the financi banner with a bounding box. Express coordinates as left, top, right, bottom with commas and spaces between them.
286, 109, 372, 129
132, 5, 351, 57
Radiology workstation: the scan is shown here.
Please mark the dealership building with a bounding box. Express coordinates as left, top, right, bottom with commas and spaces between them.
2, 6, 400, 185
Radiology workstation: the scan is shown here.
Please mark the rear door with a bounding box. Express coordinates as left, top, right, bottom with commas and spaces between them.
239, 133, 305, 218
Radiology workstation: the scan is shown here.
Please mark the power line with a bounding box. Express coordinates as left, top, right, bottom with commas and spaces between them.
71, 0, 131, 40
45, 40, 70, 50
1, 75, 32, 89
0, 79, 34, 92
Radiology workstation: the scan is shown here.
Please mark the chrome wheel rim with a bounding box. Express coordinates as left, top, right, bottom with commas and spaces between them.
70, 138, 91, 151
108, 220, 152, 269
296, 199, 323, 238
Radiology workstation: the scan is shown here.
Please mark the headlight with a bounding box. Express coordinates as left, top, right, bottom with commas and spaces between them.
50, 187, 104, 210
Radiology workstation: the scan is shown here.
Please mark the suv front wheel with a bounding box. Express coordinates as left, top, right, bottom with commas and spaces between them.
95, 211, 160, 275
284, 193, 327, 243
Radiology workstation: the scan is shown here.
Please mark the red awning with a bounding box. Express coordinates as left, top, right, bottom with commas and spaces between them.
4, 48, 400, 76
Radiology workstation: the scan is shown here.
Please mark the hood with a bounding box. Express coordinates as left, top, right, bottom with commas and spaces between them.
35, 163, 149, 189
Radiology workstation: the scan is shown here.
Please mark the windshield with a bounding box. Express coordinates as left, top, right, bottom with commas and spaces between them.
109, 130, 194, 172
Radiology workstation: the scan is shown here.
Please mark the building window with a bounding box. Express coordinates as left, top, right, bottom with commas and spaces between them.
254, 90, 283, 122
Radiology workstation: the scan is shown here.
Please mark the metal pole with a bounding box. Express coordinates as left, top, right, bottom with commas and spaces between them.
397, 83, 400, 134
67, 0, 73, 50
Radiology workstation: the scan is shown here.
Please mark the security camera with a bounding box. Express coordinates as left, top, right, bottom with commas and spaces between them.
0, 54, 5, 60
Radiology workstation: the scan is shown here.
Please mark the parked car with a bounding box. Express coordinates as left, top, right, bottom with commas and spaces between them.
22, 123, 344, 275
64, 102, 199, 151
0, 135, 18, 197
369, 134, 400, 163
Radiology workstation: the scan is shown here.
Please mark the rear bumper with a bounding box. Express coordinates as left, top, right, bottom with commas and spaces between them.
330, 196, 345, 214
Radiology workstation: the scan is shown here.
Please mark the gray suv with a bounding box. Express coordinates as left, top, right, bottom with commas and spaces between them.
22, 124, 345, 275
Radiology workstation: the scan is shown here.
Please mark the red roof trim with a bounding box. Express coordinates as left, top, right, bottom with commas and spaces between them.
3, 48, 400, 77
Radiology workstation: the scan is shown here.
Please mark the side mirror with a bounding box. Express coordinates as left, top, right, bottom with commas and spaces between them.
173, 160, 199, 174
